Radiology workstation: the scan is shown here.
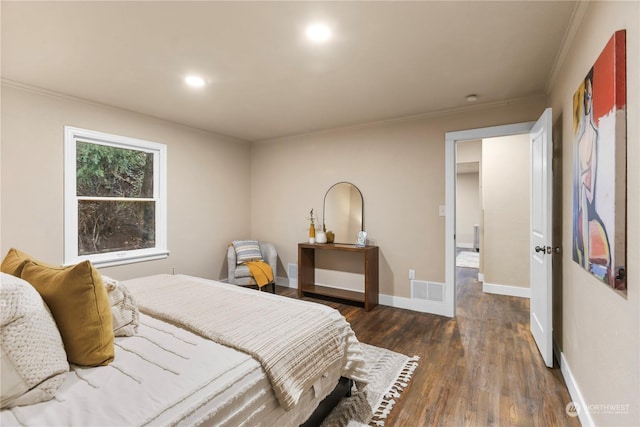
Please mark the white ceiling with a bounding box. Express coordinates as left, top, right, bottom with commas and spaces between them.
1, 1, 578, 142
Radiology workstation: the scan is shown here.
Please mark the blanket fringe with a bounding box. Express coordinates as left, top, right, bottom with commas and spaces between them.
369, 355, 420, 426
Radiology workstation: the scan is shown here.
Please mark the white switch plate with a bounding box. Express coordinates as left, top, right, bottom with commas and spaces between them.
409, 269, 415, 280
439, 205, 446, 216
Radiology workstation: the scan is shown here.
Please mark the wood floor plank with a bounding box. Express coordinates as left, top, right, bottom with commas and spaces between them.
276, 264, 579, 426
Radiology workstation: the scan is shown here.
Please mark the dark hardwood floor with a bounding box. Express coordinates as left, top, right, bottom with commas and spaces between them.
277, 264, 579, 426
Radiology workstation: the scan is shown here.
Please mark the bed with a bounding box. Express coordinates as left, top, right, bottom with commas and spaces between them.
0, 258, 368, 427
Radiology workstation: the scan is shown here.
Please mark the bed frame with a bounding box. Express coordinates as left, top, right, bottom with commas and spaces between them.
301, 377, 353, 427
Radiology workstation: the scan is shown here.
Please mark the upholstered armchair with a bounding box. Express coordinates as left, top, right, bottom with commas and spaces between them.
227, 241, 277, 292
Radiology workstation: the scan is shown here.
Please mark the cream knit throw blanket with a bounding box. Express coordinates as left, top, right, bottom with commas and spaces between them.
124, 274, 366, 411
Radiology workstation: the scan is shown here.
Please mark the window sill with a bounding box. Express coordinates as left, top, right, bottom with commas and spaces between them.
64, 250, 169, 268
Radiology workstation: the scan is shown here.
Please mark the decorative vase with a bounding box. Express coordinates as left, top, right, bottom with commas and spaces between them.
316, 231, 327, 244
309, 224, 316, 244
326, 231, 335, 243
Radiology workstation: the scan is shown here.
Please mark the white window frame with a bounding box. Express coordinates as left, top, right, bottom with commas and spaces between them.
64, 126, 168, 267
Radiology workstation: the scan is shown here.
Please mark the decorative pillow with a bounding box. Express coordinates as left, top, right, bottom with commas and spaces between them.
20, 260, 115, 367
102, 275, 139, 337
232, 240, 263, 265
0, 248, 29, 276
2, 248, 43, 277
0, 272, 69, 408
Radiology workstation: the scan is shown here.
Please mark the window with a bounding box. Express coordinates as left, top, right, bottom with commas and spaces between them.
64, 126, 168, 267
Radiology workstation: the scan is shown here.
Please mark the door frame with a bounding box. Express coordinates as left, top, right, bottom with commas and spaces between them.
444, 122, 535, 318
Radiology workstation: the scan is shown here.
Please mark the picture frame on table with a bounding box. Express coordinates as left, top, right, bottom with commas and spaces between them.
355, 231, 367, 247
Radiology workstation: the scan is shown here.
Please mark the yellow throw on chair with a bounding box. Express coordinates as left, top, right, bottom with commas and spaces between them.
244, 260, 274, 291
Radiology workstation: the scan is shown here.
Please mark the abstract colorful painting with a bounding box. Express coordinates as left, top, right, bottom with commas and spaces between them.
572, 30, 627, 293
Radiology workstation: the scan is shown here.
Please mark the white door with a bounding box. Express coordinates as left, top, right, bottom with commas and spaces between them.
529, 108, 554, 368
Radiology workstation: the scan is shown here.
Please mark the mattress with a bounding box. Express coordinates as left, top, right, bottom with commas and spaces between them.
1, 312, 342, 427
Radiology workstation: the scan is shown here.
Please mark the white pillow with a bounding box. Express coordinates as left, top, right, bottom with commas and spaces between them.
102, 275, 139, 337
0, 272, 69, 408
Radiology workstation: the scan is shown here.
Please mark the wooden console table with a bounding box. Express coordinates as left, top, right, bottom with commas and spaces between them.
298, 243, 379, 311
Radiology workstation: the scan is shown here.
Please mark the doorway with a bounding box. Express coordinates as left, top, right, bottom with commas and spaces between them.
454, 140, 482, 302
443, 122, 535, 318
455, 136, 532, 298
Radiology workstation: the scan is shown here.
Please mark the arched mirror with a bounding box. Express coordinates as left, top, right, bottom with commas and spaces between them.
323, 182, 364, 244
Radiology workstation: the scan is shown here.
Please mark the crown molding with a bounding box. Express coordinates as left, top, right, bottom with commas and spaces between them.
255, 94, 548, 144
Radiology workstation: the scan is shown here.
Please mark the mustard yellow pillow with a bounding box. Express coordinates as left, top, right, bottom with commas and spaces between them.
1, 248, 35, 277
20, 260, 115, 367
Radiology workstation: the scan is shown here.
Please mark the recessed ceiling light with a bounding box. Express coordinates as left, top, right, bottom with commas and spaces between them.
305, 23, 332, 43
185, 75, 205, 88
466, 94, 478, 102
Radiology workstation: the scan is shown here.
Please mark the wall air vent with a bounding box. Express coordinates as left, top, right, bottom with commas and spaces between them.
411, 280, 444, 302
288, 263, 298, 288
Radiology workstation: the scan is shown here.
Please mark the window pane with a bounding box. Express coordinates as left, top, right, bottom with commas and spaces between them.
78, 200, 155, 255
76, 142, 154, 198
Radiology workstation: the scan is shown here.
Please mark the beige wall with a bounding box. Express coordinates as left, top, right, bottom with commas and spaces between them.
0, 83, 252, 281
482, 134, 530, 288
250, 97, 546, 297
548, 1, 639, 425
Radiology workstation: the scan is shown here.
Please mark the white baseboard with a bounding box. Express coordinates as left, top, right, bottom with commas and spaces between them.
277, 276, 295, 288
477, 272, 484, 282
291, 283, 450, 316
456, 242, 474, 249
221, 276, 293, 287
482, 282, 530, 298
379, 293, 451, 317
558, 349, 595, 426
287, 290, 449, 316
